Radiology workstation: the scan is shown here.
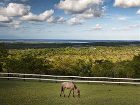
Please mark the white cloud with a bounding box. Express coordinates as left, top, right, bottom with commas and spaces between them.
136, 9, 140, 14
129, 24, 140, 28
0, 15, 12, 22
112, 24, 140, 31
114, 0, 140, 8
112, 27, 130, 31
76, 7, 104, 19
57, 0, 104, 19
112, 27, 118, 31
57, 17, 65, 23
118, 16, 127, 21
46, 16, 56, 23
0, 20, 21, 28
92, 24, 103, 30
86, 24, 103, 31
57, 0, 103, 14
47, 16, 66, 23
21, 10, 54, 22
9, 20, 21, 29
0, 3, 30, 17
67, 17, 83, 25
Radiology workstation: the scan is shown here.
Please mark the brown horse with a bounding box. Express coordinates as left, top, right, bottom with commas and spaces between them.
60, 81, 80, 98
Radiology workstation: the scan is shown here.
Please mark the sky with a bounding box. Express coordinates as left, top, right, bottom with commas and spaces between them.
0, 0, 140, 40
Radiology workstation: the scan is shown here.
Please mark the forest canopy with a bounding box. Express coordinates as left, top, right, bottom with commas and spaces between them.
0, 43, 140, 78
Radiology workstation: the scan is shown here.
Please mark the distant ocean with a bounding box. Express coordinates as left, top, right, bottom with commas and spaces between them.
0, 39, 140, 43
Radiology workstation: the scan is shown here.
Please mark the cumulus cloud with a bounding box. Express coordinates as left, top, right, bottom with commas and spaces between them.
57, 0, 104, 19
76, 7, 104, 19
87, 24, 103, 31
47, 16, 65, 24
67, 17, 83, 25
0, 20, 21, 28
57, 17, 66, 23
114, 0, 140, 8
57, 0, 102, 13
136, 9, 140, 14
0, 3, 30, 17
9, 20, 21, 29
0, 15, 12, 22
21, 10, 54, 22
46, 16, 56, 23
92, 24, 103, 30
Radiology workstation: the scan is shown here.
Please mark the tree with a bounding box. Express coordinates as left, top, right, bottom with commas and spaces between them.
0, 43, 8, 72
5, 54, 46, 74
113, 61, 134, 78
131, 55, 140, 78
75, 58, 93, 76
92, 60, 114, 77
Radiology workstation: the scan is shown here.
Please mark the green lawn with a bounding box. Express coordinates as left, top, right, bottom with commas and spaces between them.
0, 80, 140, 105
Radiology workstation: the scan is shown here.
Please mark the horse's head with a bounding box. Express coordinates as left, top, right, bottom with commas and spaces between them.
75, 88, 80, 98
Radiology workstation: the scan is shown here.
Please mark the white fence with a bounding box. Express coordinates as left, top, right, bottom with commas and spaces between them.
0, 72, 140, 85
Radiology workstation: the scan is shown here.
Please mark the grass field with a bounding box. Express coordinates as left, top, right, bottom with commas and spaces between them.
0, 80, 140, 105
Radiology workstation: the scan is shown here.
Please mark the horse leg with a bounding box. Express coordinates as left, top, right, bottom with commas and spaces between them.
73, 89, 75, 97
63, 91, 65, 97
63, 88, 65, 97
68, 89, 72, 98
60, 86, 63, 97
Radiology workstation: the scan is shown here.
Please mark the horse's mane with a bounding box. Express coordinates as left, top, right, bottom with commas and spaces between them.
73, 82, 77, 89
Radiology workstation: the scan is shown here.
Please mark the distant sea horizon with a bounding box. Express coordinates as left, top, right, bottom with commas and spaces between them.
0, 39, 140, 43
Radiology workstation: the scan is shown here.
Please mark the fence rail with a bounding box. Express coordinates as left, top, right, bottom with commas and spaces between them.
0, 72, 140, 85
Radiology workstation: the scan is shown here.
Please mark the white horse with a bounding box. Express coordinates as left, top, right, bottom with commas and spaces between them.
60, 81, 80, 98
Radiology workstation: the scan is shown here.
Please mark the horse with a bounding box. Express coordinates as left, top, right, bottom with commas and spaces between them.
60, 81, 80, 98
